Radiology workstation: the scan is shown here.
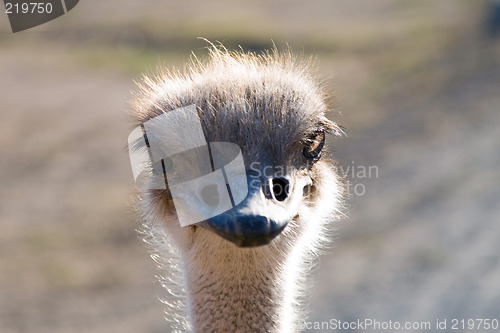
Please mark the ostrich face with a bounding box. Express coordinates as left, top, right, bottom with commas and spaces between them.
195, 106, 337, 248
131, 48, 342, 248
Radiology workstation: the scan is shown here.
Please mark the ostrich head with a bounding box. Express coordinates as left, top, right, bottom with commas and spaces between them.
128, 45, 344, 333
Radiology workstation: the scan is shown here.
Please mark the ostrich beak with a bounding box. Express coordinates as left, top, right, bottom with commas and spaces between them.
200, 170, 310, 247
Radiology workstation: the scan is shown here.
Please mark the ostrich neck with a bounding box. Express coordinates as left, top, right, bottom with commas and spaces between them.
182, 243, 297, 333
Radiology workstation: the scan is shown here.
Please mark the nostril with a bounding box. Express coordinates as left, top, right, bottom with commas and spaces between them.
201, 184, 220, 208
272, 177, 290, 202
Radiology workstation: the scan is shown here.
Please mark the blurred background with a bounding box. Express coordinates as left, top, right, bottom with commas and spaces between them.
1, 1, 499, 332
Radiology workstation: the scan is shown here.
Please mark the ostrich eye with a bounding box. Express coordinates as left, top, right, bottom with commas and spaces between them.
303, 131, 325, 160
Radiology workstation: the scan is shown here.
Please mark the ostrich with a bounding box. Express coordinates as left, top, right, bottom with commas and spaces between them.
128, 44, 344, 333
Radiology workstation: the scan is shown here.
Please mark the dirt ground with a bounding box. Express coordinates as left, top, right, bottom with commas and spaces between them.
1, 1, 499, 332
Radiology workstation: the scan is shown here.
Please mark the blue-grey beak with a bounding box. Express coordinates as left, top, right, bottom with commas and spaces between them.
199, 170, 307, 247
